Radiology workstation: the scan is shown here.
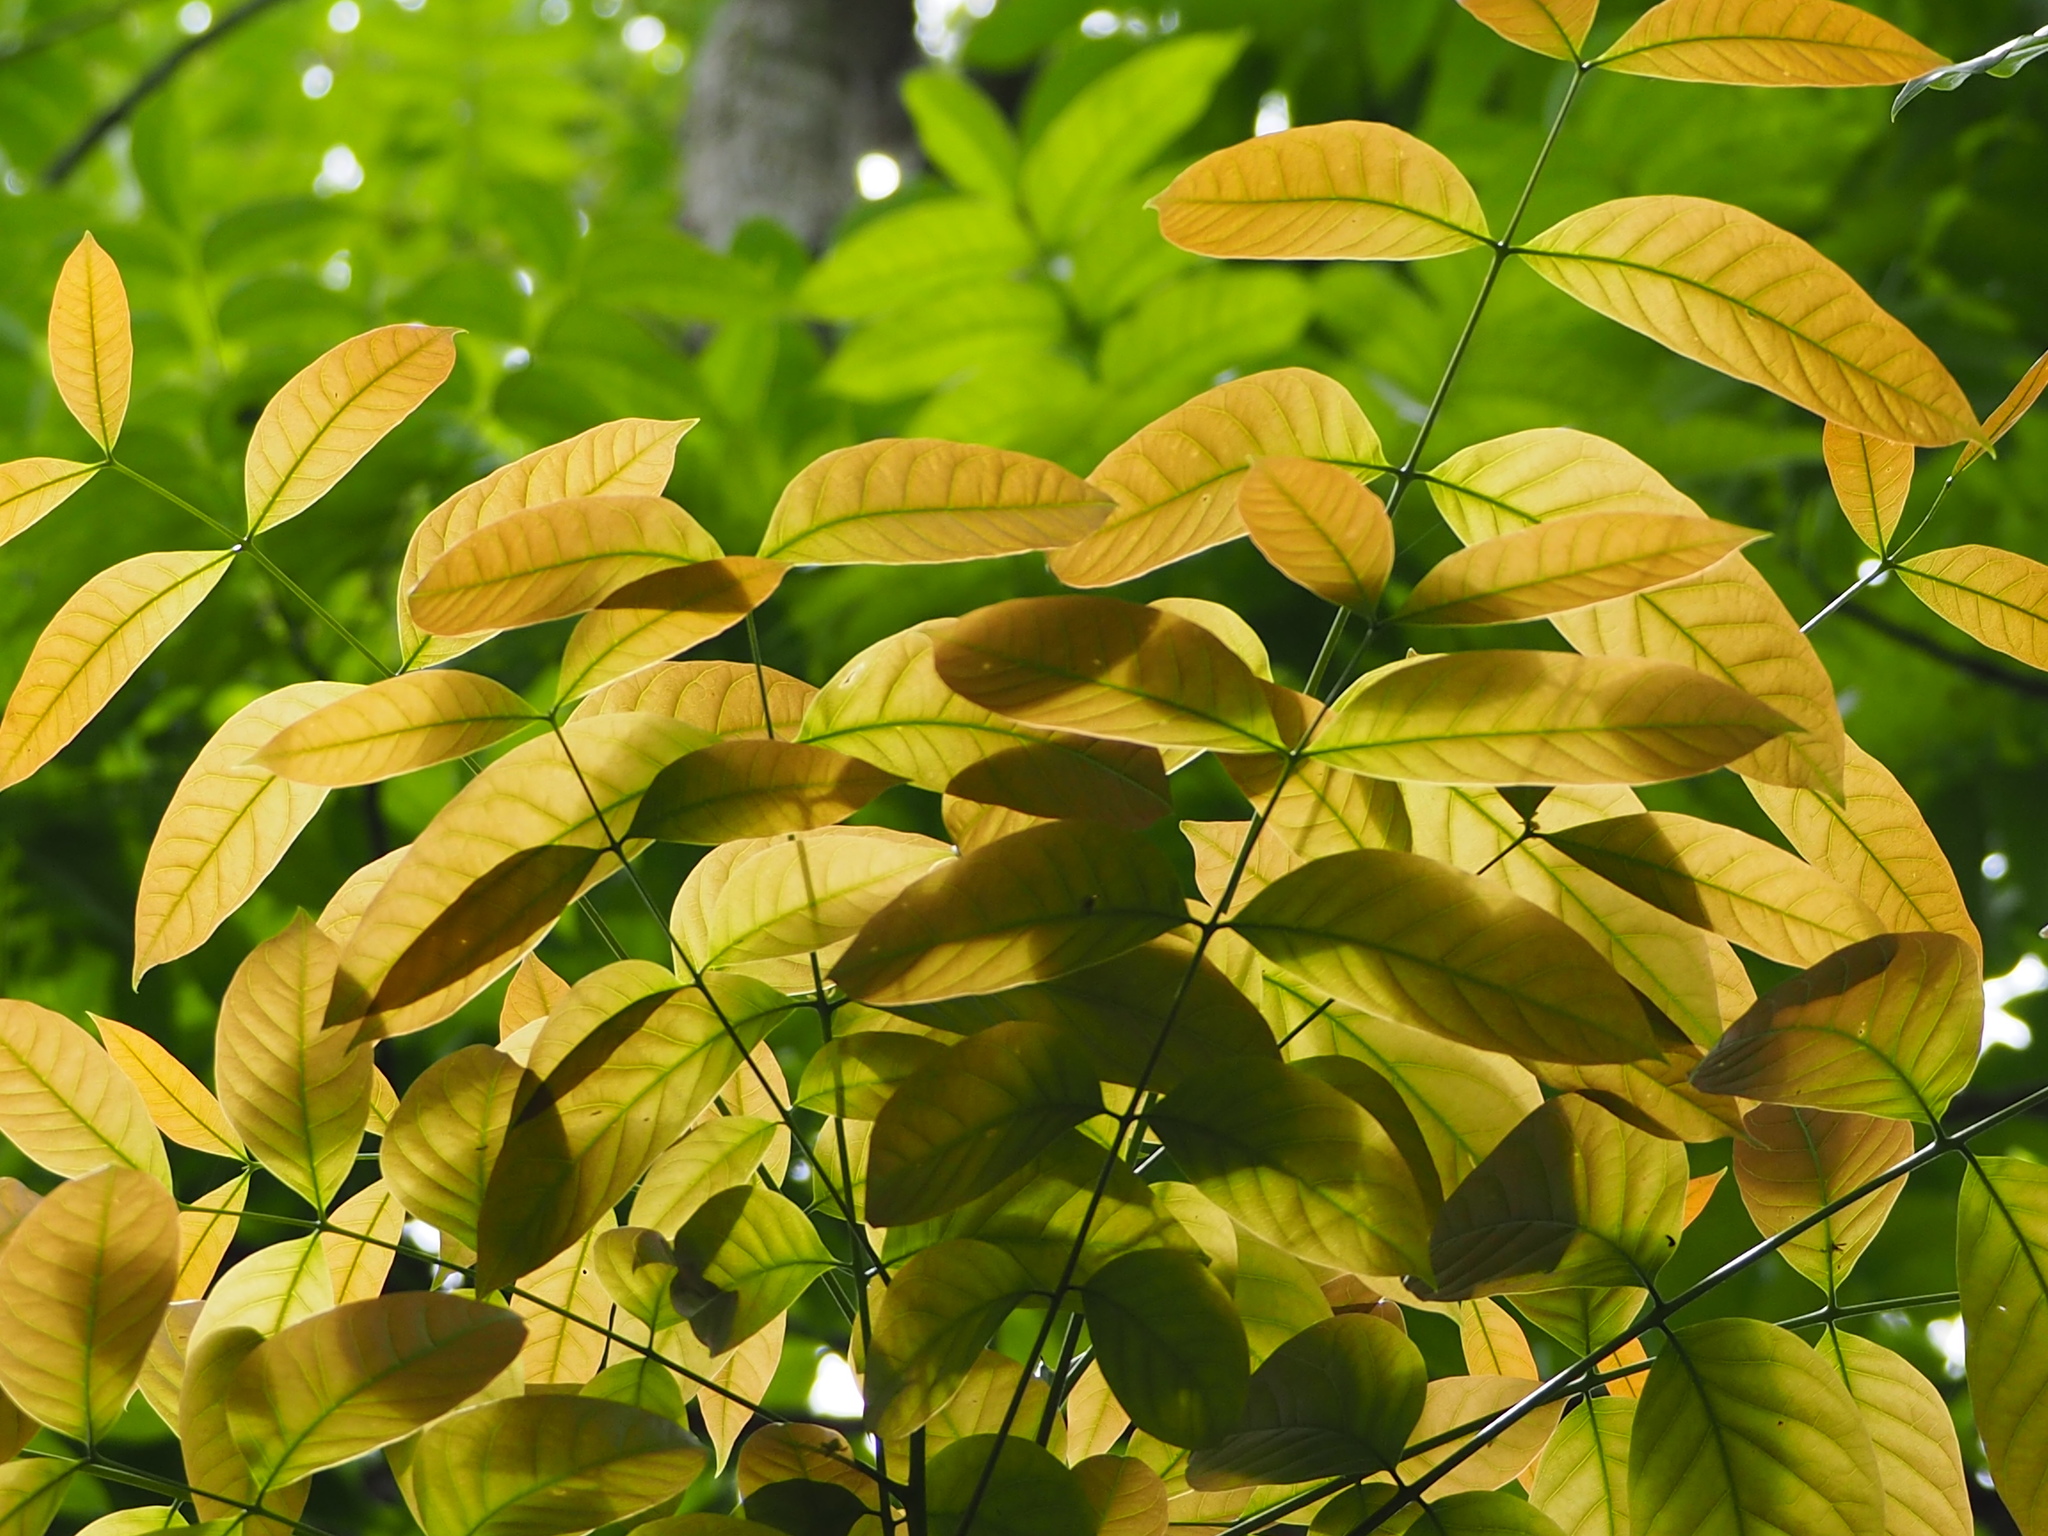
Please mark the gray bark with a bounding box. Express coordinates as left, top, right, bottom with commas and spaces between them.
681, 0, 922, 251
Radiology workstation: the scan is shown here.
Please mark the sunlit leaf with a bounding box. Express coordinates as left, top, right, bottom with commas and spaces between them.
1532, 1397, 1633, 1536
509, 1216, 614, 1387
556, 556, 786, 702
49, 233, 131, 450
175, 1172, 248, 1301
72, 1506, 188, 1536
630, 737, 899, 843
0, 1459, 76, 1536
1823, 423, 1913, 554
255, 671, 536, 786
1049, 368, 1384, 588
947, 736, 1171, 828
192, 1237, 335, 1352
90, 1013, 242, 1160
0, 1000, 170, 1182
246, 324, 458, 533
1815, 1330, 1971, 1536
574, 657, 812, 736
180, 1322, 311, 1536
1520, 197, 1979, 445
1897, 545, 2048, 671
323, 1180, 403, 1305
1958, 1157, 2048, 1536
630, 1116, 786, 1232
1237, 455, 1392, 609
0, 1167, 178, 1441
1957, 346, 2048, 472
1733, 1103, 1910, 1295
1429, 428, 1706, 544
0, 458, 99, 549
1458, 0, 1599, 59
1392, 1374, 1563, 1494
863, 1239, 1036, 1437
928, 1434, 1096, 1536
1084, 1249, 1249, 1450
735, 1422, 874, 1507
1074, 1454, 1170, 1536
1458, 1298, 1540, 1381
667, 1185, 835, 1353
381, 1045, 529, 1253
1597, 0, 1945, 86
1536, 1047, 1745, 1145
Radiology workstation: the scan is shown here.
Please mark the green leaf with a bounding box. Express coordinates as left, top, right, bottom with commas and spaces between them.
902, 71, 1020, 201
1401, 1492, 1572, 1536
0, 1459, 75, 1536
1532, 1398, 1633, 1536
1424, 1096, 1687, 1302
1959, 1155, 2048, 1535
1732, 1105, 1911, 1294
820, 281, 1064, 402
1082, 1248, 1249, 1450
863, 1238, 1039, 1438
668, 1186, 836, 1353
797, 199, 1034, 319
1814, 1330, 1972, 1536
926, 1434, 1096, 1536
795, 1031, 947, 1120
866, 1020, 1104, 1225
631, 1115, 784, 1233
380, 1044, 529, 1254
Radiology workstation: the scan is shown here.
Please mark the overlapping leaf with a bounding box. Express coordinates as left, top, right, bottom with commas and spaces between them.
0, 1001, 171, 1182
630, 737, 899, 843
380, 1044, 529, 1252
1742, 1109, 1917, 1303
256, 671, 535, 786
1958, 1157, 2048, 1536
1238, 455, 1392, 608
1814, 1331, 1972, 1536
556, 556, 786, 702
94, 1013, 243, 1160
667, 1185, 835, 1353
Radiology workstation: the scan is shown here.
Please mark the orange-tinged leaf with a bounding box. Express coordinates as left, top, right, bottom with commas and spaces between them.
1958, 347, 2048, 472
1822, 423, 1913, 553
1238, 455, 1392, 608
48, 233, 131, 450
758, 437, 1110, 564
246, 324, 458, 534
1896, 545, 2048, 670
409, 495, 722, 636
92, 1013, 243, 1159
0, 548, 232, 791
0, 1000, 171, 1183
1520, 196, 1980, 446
0, 458, 98, 548
1597, 0, 1946, 86
256, 670, 537, 786
1457, 1298, 1540, 1380
572, 658, 813, 736
630, 737, 900, 843
1049, 368, 1385, 588
133, 681, 355, 981
1683, 1170, 1723, 1227
500, 953, 568, 1037
556, 556, 786, 702
1150, 121, 1489, 260
1732, 1104, 1910, 1291
176, 1171, 248, 1301
1399, 512, 1765, 625
1458, 0, 1599, 59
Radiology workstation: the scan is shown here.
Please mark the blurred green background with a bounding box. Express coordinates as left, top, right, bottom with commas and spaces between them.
3, 0, 2047, 1528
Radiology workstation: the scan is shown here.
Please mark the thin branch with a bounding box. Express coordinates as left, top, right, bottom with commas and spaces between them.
0, 1, 137, 64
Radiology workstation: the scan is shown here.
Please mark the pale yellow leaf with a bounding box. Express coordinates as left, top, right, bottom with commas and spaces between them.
1458, 1299, 1539, 1380
557, 556, 786, 702
0, 458, 98, 548
175, 1172, 248, 1301
256, 670, 537, 786
1816, 1330, 1972, 1536
510, 1213, 616, 1385
324, 1180, 405, 1304
630, 736, 900, 843
0, 999, 170, 1182
1388, 1375, 1562, 1493
381, 1044, 529, 1253
1958, 347, 2048, 473
93, 1013, 243, 1158
1597, 0, 1947, 86
1458, 0, 1599, 59
49, 233, 131, 450
1823, 423, 1912, 553
1238, 455, 1392, 608
1428, 427, 1705, 543
499, 952, 569, 1037
180, 1322, 313, 1536
317, 846, 409, 944
573, 657, 812, 738
191, 1236, 334, 1351
1897, 545, 2048, 671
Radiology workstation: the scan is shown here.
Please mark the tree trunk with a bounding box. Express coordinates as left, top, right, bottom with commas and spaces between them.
681, 0, 922, 251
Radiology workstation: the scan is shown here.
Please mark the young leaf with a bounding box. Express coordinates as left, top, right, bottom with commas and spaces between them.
629, 737, 900, 843
1734, 1104, 1912, 1293
831, 820, 1189, 1005
0, 1460, 76, 1536
1231, 848, 1662, 1065
0, 1167, 178, 1442
946, 736, 1172, 828
1532, 1397, 1633, 1536
1459, 1299, 1540, 1381
217, 914, 373, 1211
1186, 1315, 1426, 1490
226, 1294, 525, 1488
932, 595, 1282, 752
1399, 513, 1765, 625
1458, 0, 1599, 59
408, 495, 722, 636
1822, 423, 1913, 553
1073, 1455, 1170, 1536
927, 1434, 1097, 1536
1049, 368, 1384, 588
758, 438, 1110, 564
1150, 120, 1489, 261
509, 1216, 614, 1388
1312, 651, 1790, 785
1395, 1374, 1564, 1494
1896, 545, 2048, 671
380, 1045, 529, 1252
1538, 1048, 1745, 1145
324, 1180, 402, 1304
407, 1396, 706, 1536
500, 952, 569, 1036
49, 233, 131, 450
1083, 1248, 1250, 1450
1596, 0, 1946, 86
1958, 1157, 2048, 1536
0, 548, 232, 792
92, 1013, 243, 1159
866, 1020, 1105, 1224
1690, 931, 1980, 1120
0, 1001, 171, 1182
577, 657, 812, 737
556, 556, 786, 702
1629, 1318, 1883, 1536
0, 457, 99, 548
668, 1185, 836, 1353
1520, 197, 1979, 446
1238, 455, 1393, 608
176, 1172, 249, 1300
630, 1115, 785, 1231
1814, 1330, 1972, 1536
255, 671, 536, 786
181, 1325, 312, 1536
133, 681, 355, 980
246, 323, 458, 534
863, 1239, 1038, 1437
901, 69, 1019, 199
1956, 346, 2048, 472
1428, 427, 1706, 543
192, 1237, 336, 1353
1425, 1095, 1687, 1301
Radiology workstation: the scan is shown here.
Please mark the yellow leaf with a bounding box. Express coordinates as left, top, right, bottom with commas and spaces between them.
0, 458, 98, 549
1428, 427, 1706, 543
1312, 651, 1789, 785
1531, 1397, 1632, 1536
1746, 738, 1979, 954
1596, 0, 1946, 86
327, 712, 708, 1039
556, 556, 786, 703
1520, 197, 1979, 446
934, 595, 1283, 752
318, 846, 409, 944
0, 1166, 178, 1441
175, 1172, 248, 1301
92, 1013, 243, 1159
1457, 0, 1599, 59
1457, 1299, 1539, 1380
409, 495, 722, 637
1958, 347, 2048, 473
191, 1237, 334, 1350
1732, 1104, 1910, 1292
0, 548, 232, 791
381, 1045, 529, 1253
1897, 544, 2048, 670
1822, 423, 1913, 554
1217, 752, 1410, 868
1238, 455, 1392, 608
759, 437, 1111, 564
630, 737, 900, 843
1049, 368, 1385, 588
180, 1325, 313, 1536
1149, 121, 1489, 260
1400, 512, 1765, 625
1814, 1331, 1973, 1536
630, 1116, 784, 1233
217, 914, 373, 1210
324, 1180, 404, 1304
246, 323, 458, 534
255, 671, 537, 787
0, 1458, 76, 1536
499, 952, 568, 1038
949, 737, 1170, 831
48, 233, 131, 450
1957, 1159, 2048, 1536
1683, 1170, 1723, 1227
511, 1214, 616, 1385
1538, 1049, 1746, 1144
367, 1066, 398, 1137
573, 657, 812, 736
1391, 1375, 1563, 1493
0, 1000, 169, 1182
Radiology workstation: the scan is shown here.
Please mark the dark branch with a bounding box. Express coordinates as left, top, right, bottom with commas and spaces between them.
0, 1, 136, 65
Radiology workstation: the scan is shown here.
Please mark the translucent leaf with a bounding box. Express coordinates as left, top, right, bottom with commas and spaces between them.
381, 1045, 529, 1252
1393, 1374, 1562, 1494
1074, 1455, 1170, 1536
191, 1237, 334, 1351
1520, 197, 1979, 446
175, 1172, 248, 1301
133, 681, 354, 980
947, 737, 1171, 829
323, 1180, 403, 1305
1536, 1048, 1745, 1145
1238, 456, 1392, 608
181, 1325, 312, 1536
89, 1013, 241, 1159
0, 549, 231, 792
1149, 121, 1489, 260
1428, 428, 1706, 544
928, 1433, 1096, 1536
1957, 1157, 2048, 1536
1897, 545, 2048, 671
1815, 1331, 1972, 1536
1734, 1105, 1911, 1293
48, 233, 131, 450
630, 737, 899, 844
246, 324, 458, 534
556, 557, 785, 702
1956, 346, 2048, 472
574, 657, 812, 737
1597, 0, 1945, 86
1458, 0, 1598, 59
668, 1185, 835, 1353
1459, 1298, 1539, 1381
1822, 423, 1913, 554
1083, 1249, 1249, 1450
499, 952, 568, 1037
901, 71, 1018, 201
0, 1000, 171, 1182
255, 671, 536, 786
631, 1115, 784, 1232
1532, 1397, 1633, 1536
0, 458, 98, 549
0, 1459, 76, 1536
509, 1217, 614, 1387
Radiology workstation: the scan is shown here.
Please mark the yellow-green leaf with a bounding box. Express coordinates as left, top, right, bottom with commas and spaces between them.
323, 1179, 403, 1304
381, 1045, 529, 1253
0, 458, 98, 549
1958, 347, 2048, 473
1429, 428, 1706, 543
92, 1013, 243, 1159
1596, 0, 1946, 86
246, 324, 458, 534
758, 437, 1110, 564
1238, 455, 1392, 608
1958, 1157, 2048, 1536
1520, 197, 1978, 446
1391, 1374, 1563, 1494
1532, 1398, 1633, 1536
49, 233, 131, 450
0, 1000, 170, 1182
176, 1172, 249, 1301
1083, 1248, 1249, 1451
508, 1217, 613, 1388
181, 1324, 312, 1536
630, 1116, 785, 1232
1049, 368, 1385, 588
0, 1166, 178, 1441
948, 736, 1171, 829
190, 1237, 334, 1350
0, 1459, 76, 1536
863, 1239, 1037, 1437
1458, 0, 1599, 59
1823, 423, 1913, 554
629, 737, 899, 844
556, 556, 786, 703
0, 548, 232, 792
133, 681, 355, 981
1150, 121, 1489, 260
1897, 545, 2048, 670
1733, 1105, 1911, 1294
255, 671, 537, 787
574, 657, 812, 737
668, 1185, 835, 1352
1815, 1330, 1971, 1536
